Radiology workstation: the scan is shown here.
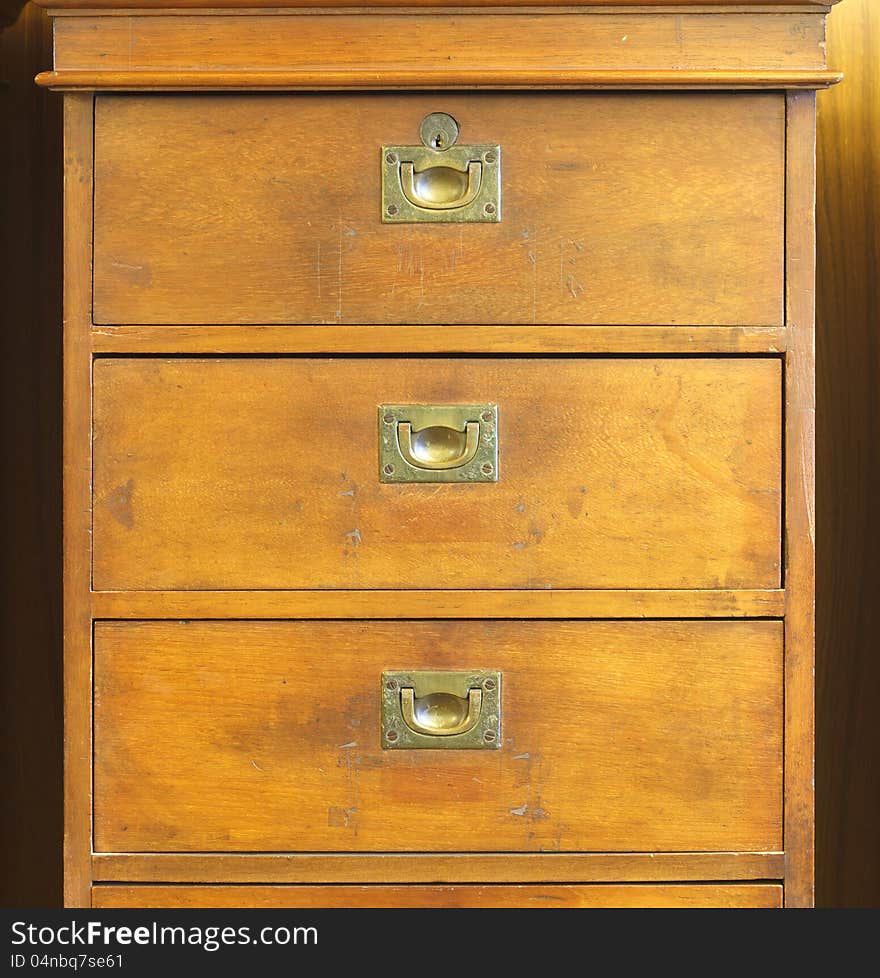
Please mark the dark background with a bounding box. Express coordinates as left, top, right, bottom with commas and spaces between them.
2, 1, 877, 908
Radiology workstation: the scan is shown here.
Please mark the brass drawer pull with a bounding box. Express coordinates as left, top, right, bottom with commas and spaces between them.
382, 671, 502, 750
397, 420, 480, 471
399, 160, 482, 211
401, 686, 482, 737
379, 404, 498, 484
382, 112, 501, 224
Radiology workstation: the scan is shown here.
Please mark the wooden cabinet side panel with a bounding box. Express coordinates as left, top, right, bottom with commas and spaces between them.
62, 93, 94, 909
784, 91, 818, 908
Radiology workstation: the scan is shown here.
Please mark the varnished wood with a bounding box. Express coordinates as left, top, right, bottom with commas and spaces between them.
36, 2, 846, 9
92, 883, 784, 909
91, 851, 786, 884
60, 93, 93, 911
92, 357, 782, 591
40, 0, 837, 910
0, 0, 63, 909
92, 93, 785, 326
48, 11, 829, 74
816, 0, 880, 909
90, 588, 786, 620
783, 92, 817, 909
93, 619, 782, 853
38, 69, 843, 90
90, 324, 789, 355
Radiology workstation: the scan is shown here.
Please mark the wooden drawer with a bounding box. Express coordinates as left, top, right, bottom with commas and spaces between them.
93, 92, 784, 327
92, 884, 783, 909
92, 356, 781, 591
93, 619, 782, 853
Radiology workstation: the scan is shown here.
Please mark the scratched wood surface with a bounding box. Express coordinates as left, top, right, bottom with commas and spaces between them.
92, 883, 784, 909
92, 93, 784, 326
92, 357, 782, 591
93, 619, 783, 853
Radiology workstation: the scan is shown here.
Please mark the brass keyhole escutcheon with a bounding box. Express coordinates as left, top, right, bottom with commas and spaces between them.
419, 112, 460, 151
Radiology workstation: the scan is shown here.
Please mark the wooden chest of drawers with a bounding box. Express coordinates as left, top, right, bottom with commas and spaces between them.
38, 0, 841, 909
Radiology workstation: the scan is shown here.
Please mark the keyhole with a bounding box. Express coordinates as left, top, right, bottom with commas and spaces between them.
419, 113, 460, 151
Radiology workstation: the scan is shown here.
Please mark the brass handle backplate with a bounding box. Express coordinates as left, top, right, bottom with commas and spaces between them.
382, 670, 502, 750
378, 404, 498, 484
382, 112, 501, 224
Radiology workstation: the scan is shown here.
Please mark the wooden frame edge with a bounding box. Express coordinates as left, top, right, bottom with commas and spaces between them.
91, 851, 786, 884
36, 69, 844, 90
89, 589, 786, 620
62, 92, 95, 909
783, 90, 817, 908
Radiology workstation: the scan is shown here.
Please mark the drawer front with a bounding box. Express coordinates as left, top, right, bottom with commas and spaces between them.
92, 357, 781, 591
92, 884, 783, 909
93, 93, 783, 326
94, 620, 782, 853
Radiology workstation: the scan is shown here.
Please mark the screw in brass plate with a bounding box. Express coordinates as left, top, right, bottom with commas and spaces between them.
385, 152, 398, 165
383, 463, 395, 475
481, 410, 493, 423
483, 730, 496, 743
483, 678, 496, 691
483, 202, 496, 216
385, 679, 399, 691
481, 462, 494, 475
386, 204, 399, 217
386, 730, 399, 743
484, 151, 497, 164
383, 413, 395, 424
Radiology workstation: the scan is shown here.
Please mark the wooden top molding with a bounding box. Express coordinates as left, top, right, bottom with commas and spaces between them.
37, 6, 841, 91
35, 3, 844, 10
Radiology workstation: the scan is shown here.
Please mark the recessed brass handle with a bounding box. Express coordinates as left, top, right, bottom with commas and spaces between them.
397, 420, 480, 470
379, 404, 497, 484
399, 160, 483, 211
382, 670, 501, 749
400, 687, 483, 737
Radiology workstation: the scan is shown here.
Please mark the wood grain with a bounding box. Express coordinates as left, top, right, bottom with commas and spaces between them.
90, 325, 789, 355
50, 12, 829, 73
783, 92, 817, 909
38, 69, 843, 91
90, 589, 786, 620
92, 93, 785, 326
816, 0, 880, 909
60, 93, 94, 910
91, 851, 786, 884
92, 883, 784, 909
93, 619, 783, 853
35, 1, 846, 10
92, 357, 782, 591
0, 0, 63, 909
